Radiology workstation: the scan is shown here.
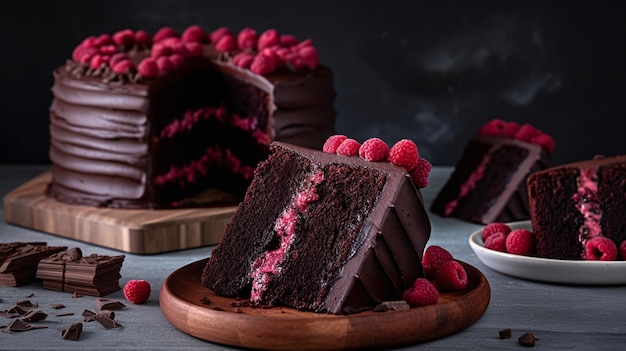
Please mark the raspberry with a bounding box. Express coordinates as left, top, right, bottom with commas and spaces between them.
505, 229, 535, 256
531, 134, 555, 154
410, 158, 432, 188
181, 25, 208, 43
185, 42, 203, 57
215, 35, 236, 52
292, 39, 313, 51
134, 30, 152, 46
169, 54, 185, 68
112, 29, 135, 47
482, 222, 512, 242
109, 53, 129, 67
151, 42, 172, 58
298, 46, 319, 69
112, 59, 135, 74
484, 232, 507, 252
209, 26, 231, 44
584, 237, 618, 261
620, 240, 626, 260
232, 52, 255, 69
435, 260, 468, 291
514, 124, 541, 142
89, 54, 109, 70
154, 27, 178, 43
73, 46, 99, 64
388, 139, 419, 171
138, 58, 159, 79
359, 138, 389, 161
279, 34, 299, 47
402, 278, 439, 307
250, 53, 276, 75
422, 245, 454, 279
99, 45, 118, 55
257, 29, 279, 50
123, 279, 151, 304
322, 135, 348, 153
156, 56, 175, 73
477, 119, 506, 136
336, 139, 361, 156
237, 27, 257, 50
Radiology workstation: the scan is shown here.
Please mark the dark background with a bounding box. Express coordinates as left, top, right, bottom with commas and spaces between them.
1, 0, 625, 166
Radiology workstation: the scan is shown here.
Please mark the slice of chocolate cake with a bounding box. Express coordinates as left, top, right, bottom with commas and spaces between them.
527, 155, 626, 259
201, 140, 432, 314
431, 119, 553, 224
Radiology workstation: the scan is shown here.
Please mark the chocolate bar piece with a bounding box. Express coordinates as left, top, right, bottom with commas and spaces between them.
0, 242, 67, 286
37, 248, 124, 297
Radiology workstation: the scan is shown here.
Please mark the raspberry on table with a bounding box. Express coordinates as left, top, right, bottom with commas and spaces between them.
482, 222, 512, 242
505, 229, 535, 256
584, 237, 618, 261
123, 279, 151, 304
484, 232, 507, 252
422, 245, 454, 279
401, 278, 439, 307
435, 260, 468, 291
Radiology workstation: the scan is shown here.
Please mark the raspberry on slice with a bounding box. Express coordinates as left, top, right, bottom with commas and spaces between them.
484, 232, 507, 252
482, 222, 512, 242
322, 135, 347, 153
401, 278, 439, 307
514, 124, 541, 142
335, 138, 361, 156
388, 139, 419, 171
435, 260, 468, 291
505, 229, 535, 256
584, 237, 618, 261
531, 134, 555, 154
358, 137, 389, 161
620, 240, 626, 260
410, 158, 432, 188
123, 279, 151, 304
422, 245, 454, 279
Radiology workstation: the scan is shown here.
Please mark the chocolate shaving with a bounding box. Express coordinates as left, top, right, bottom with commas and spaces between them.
6, 305, 29, 315
16, 300, 37, 308
94, 313, 122, 329
518, 332, 538, 347
499, 328, 512, 339
21, 310, 47, 322
96, 298, 126, 310
50, 303, 65, 309
61, 322, 83, 340
0, 311, 16, 318
81, 309, 97, 322
56, 312, 74, 317
373, 301, 410, 312
1, 319, 48, 333
25, 293, 34, 298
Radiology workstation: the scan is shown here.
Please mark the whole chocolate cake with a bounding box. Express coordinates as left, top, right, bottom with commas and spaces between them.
431, 119, 553, 224
201, 138, 432, 314
527, 155, 626, 259
48, 25, 336, 208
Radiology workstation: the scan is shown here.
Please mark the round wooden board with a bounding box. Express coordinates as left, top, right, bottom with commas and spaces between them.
160, 259, 490, 350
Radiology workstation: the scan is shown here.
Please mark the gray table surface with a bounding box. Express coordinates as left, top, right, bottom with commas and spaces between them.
1, 165, 625, 350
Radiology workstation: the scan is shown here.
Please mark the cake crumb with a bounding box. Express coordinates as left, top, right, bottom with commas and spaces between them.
518, 332, 538, 347
498, 328, 512, 339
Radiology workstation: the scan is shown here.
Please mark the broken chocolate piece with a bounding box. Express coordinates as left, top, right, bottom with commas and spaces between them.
81, 309, 97, 322
61, 322, 83, 340
21, 310, 48, 322
96, 298, 126, 310
499, 328, 512, 339
1, 319, 48, 333
94, 313, 122, 329
373, 301, 410, 312
518, 332, 538, 347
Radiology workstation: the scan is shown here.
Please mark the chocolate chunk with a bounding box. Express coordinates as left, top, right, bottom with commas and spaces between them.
498, 328, 512, 339
94, 313, 122, 329
518, 332, 538, 347
81, 309, 97, 322
96, 298, 126, 310
373, 301, 410, 312
61, 322, 83, 340
21, 310, 48, 322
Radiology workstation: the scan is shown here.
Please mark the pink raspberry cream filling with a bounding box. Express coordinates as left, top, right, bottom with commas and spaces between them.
250, 171, 325, 303
444, 155, 489, 216
573, 168, 603, 246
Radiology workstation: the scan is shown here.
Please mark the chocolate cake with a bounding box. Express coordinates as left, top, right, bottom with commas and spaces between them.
431, 119, 553, 224
201, 140, 432, 314
48, 25, 336, 208
527, 155, 626, 259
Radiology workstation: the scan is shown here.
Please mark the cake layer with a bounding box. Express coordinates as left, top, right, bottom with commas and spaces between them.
528, 155, 626, 259
202, 141, 431, 314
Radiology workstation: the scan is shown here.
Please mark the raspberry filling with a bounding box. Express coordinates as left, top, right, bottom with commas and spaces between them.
249, 170, 325, 303
573, 168, 603, 245
159, 105, 269, 145
444, 155, 489, 216
154, 145, 254, 186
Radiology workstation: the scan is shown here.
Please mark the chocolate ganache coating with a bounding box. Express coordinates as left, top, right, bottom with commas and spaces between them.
47, 26, 336, 208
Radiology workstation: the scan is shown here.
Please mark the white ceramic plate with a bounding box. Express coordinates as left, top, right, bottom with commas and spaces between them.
468, 220, 626, 285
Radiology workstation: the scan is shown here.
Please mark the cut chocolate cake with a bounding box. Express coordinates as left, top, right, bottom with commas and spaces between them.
431, 119, 553, 224
48, 25, 336, 208
201, 138, 432, 314
527, 155, 626, 259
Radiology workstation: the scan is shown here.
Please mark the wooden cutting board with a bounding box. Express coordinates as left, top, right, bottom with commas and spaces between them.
160, 259, 491, 350
3, 171, 237, 254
